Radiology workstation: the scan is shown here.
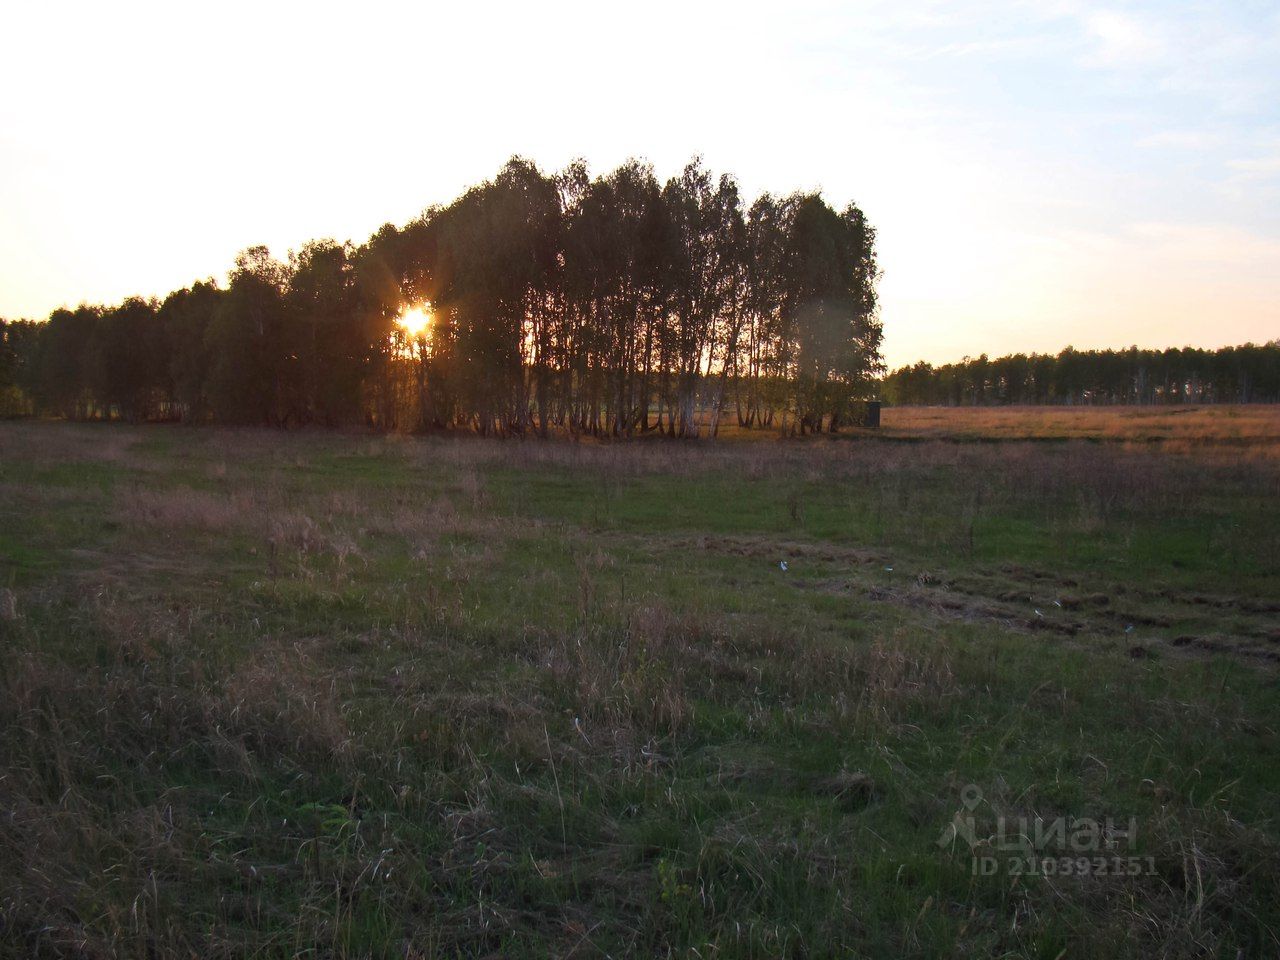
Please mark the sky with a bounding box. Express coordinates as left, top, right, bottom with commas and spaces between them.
1, 0, 1277, 369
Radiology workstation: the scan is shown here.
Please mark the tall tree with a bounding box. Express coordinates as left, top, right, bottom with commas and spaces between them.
205, 247, 288, 425
86, 297, 167, 421
662, 160, 744, 437
288, 240, 364, 425
161, 280, 222, 422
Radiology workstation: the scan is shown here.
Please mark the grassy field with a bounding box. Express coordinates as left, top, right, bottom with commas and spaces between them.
1, 411, 1278, 958
880, 403, 1280, 450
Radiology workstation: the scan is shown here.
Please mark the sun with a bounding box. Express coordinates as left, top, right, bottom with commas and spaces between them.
397, 304, 432, 338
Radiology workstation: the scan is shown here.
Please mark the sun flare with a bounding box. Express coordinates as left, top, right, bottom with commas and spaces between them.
397, 304, 432, 338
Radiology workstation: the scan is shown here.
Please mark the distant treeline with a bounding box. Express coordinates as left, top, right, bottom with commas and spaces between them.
0, 157, 882, 437
882, 345, 1280, 406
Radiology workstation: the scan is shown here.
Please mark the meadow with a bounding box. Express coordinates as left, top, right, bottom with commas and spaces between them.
880, 402, 1280, 448
1, 407, 1278, 958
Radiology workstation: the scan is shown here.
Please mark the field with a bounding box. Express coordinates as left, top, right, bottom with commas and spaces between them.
1, 408, 1278, 958
879, 404, 1280, 449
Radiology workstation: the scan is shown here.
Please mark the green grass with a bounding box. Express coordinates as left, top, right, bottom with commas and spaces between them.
0, 422, 1278, 958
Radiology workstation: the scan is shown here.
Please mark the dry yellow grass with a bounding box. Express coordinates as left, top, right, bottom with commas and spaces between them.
881, 404, 1280, 450
565, 404, 1280, 453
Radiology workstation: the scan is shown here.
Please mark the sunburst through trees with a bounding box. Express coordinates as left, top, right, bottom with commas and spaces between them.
0, 157, 884, 436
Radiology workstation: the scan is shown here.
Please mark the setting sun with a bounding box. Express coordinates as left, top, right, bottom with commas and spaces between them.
397, 304, 432, 339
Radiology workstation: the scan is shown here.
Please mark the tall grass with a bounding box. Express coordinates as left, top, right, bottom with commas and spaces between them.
1, 419, 1278, 957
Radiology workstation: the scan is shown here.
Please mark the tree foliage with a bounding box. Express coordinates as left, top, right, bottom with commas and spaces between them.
882, 345, 1280, 406
4, 157, 883, 434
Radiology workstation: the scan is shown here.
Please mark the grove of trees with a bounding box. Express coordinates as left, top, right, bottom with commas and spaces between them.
882, 345, 1280, 406
0, 157, 883, 437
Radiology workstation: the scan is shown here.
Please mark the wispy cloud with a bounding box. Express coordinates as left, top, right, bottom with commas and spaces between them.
1226, 155, 1280, 179
1135, 130, 1224, 151
1082, 9, 1166, 66
1126, 221, 1280, 263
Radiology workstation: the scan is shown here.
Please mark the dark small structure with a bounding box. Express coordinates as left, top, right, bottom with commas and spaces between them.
863, 400, 881, 430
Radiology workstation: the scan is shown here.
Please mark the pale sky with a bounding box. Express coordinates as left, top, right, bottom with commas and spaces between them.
2, 0, 1277, 369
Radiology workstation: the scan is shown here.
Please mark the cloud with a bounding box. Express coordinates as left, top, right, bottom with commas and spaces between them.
1082, 9, 1166, 66
1135, 130, 1223, 151
1215, 150, 1280, 204
1226, 156, 1280, 179
1035, 220, 1280, 267
1125, 221, 1280, 266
